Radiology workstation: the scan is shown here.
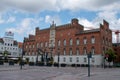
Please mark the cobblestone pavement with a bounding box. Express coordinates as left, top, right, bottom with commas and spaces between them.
0, 65, 120, 80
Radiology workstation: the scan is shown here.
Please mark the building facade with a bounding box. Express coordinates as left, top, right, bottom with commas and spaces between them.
0, 32, 22, 58
23, 18, 112, 66
113, 43, 120, 63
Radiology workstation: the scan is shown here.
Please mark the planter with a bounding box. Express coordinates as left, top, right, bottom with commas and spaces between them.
76, 64, 80, 67
54, 63, 58, 67
19, 62, 25, 66
36, 62, 44, 66
71, 64, 76, 67
0, 61, 4, 65
46, 63, 52, 67
9, 61, 14, 65
61, 63, 66, 67
29, 62, 34, 66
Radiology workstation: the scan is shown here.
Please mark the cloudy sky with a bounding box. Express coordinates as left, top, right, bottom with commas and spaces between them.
0, 0, 120, 42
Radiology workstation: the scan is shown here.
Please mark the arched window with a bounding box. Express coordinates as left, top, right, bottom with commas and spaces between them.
76, 48, 79, 55
83, 37, 87, 44
76, 38, 80, 45
70, 39, 73, 46
63, 39, 66, 46
45, 42, 48, 47
40, 42, 43, 47
91, 36, 95, 44
58, 40, 60, 47
69, 48, 72, 56
83, 47, 87, 55
91, 47, 95, 55
63, 48, 66, 55
36, 43, 39, 48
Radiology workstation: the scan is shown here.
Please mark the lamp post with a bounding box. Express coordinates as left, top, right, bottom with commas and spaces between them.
87, 52, 92, 77
20, 51, 25, 70
57, 48, 60, 68
44, 49, 46, 65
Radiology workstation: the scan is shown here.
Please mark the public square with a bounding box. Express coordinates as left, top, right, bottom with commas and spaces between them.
0, 65, 120, 80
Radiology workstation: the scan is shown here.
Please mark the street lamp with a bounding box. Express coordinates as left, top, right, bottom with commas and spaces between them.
20, 51, 25, 70
44, 49, 46, 65
57, 48, 60, 68
87, 52, 92, 77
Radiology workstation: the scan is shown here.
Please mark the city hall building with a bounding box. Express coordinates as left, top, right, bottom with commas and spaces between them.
23, 18, 112, 66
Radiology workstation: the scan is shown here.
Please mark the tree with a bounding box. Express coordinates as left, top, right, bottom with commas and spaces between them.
2, 50, 10, 62
105, 48, 116, 67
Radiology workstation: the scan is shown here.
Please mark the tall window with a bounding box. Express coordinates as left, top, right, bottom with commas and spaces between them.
83, 37, 87, 44
45, 42, 48, 47
84, 57, 87, 62
69, 48, 72, 56
76, 38, 80, 45
63, 39, 66, 46
91, 47, 95, 55
63, 48, 66, 55
76, 57, 79, 62
69, 57, 72, 62
83, 47, 87, 55
40, 42, 43, 47
76, 48, 79, 55
70, 39, 73, 46
36, 43, 39, 48
58, 40, 60, 47
63, 57, 66, 62
91, 36, 95, 44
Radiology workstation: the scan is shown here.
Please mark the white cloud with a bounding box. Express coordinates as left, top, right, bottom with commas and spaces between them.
78, 18, 96, 30
7, 16, 16, 23
0, 0, 120, 12
45, 15, 61, 25
6, 17, 43, 35
77, 10, 120, 43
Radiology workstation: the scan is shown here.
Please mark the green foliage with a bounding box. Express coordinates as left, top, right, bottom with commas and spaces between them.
105, 48, 116, 62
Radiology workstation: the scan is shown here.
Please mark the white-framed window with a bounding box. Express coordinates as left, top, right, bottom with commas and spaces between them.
63, 57, 66, 62
45, 42, 48, 47
91, 47, 95, 55
41, 42, 43, 47
76, 48, 79, 55
58, 40, 60, 47
33, 45, 34, 48
76, 57, 79, 62
69, 48, 72, 56
76, 38, 80, 45
84, 57, 87, 62
37, 43, 39, 48
70, 39, 73, 46
92, 57, 95, 63
91, 36, 95, 44
63, 48, 66, 55
63, 39, 66, 46
83, 47, 87, 55
83, 37, 87, 44
70, 57, 72, 62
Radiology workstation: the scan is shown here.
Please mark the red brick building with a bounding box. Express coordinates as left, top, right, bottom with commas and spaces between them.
113, 43, 120, 63
23, 18, 112, 66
